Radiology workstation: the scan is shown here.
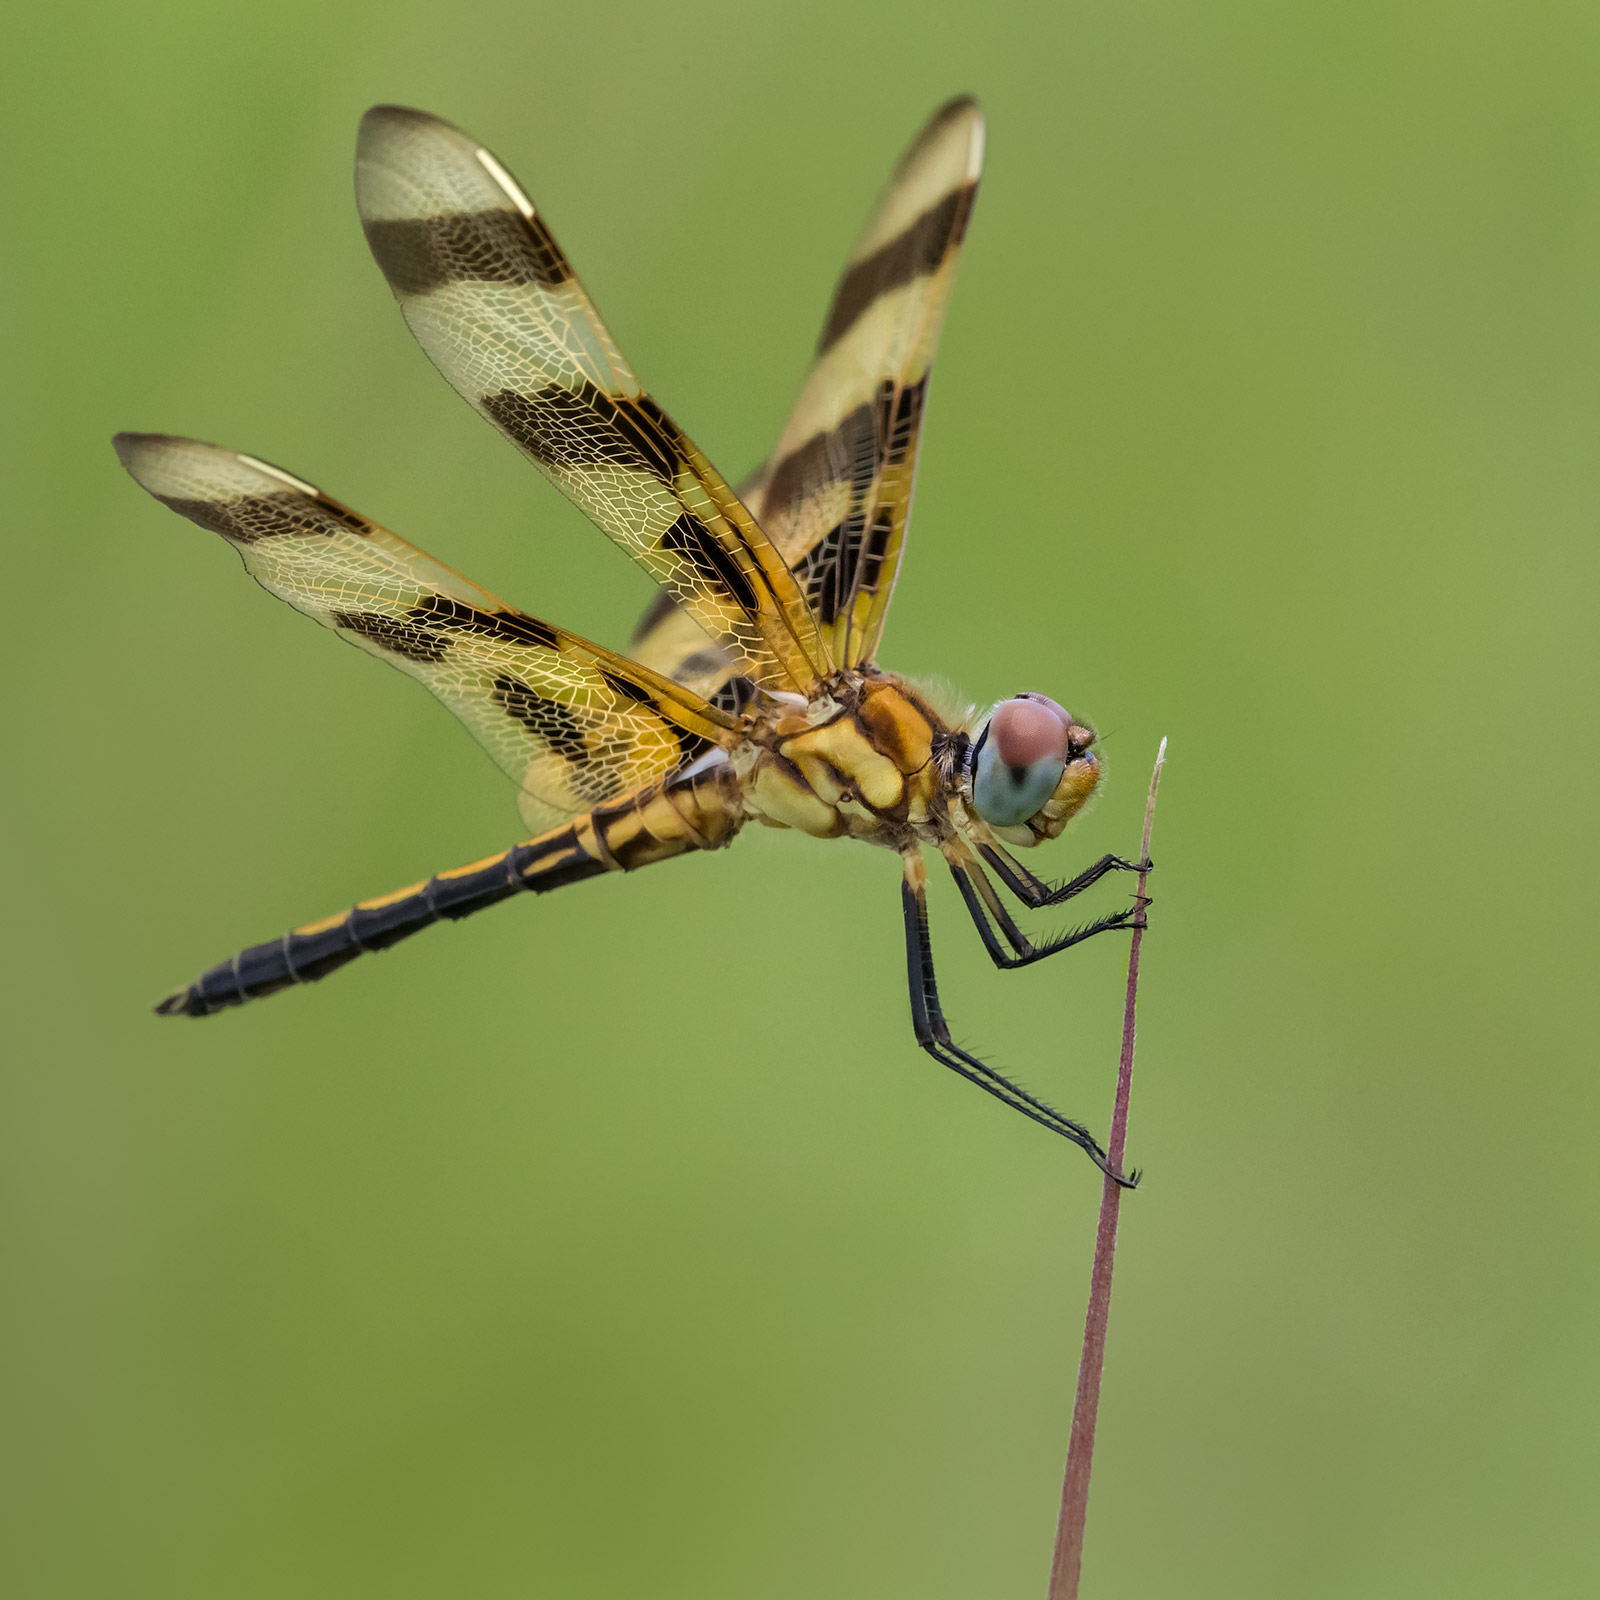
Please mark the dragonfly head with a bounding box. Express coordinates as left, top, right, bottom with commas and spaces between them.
967, 693, 1100, 846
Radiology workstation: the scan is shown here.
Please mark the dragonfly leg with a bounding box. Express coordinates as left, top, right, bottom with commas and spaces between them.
977, 841, 1149, 911
899, 853, 1137, 1185
946, 847, 1145, 970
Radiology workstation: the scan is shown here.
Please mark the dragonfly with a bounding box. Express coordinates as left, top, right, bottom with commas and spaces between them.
117, 98, 1149, 1179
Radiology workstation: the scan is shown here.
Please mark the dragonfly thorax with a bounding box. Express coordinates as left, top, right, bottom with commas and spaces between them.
736, 671, 960, 847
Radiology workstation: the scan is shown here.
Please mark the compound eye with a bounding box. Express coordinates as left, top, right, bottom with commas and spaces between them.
970, 698, 1070, 827
990, 698, 1071, 766
1014, 692, 1074, 731
1013, 692, 1096, 755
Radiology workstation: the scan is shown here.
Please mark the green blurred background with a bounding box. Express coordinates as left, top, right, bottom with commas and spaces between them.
5, 1, 1597, 1595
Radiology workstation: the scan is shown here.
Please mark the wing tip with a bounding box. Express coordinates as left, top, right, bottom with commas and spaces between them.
360, 102, 444, 136
113, 430, 191, 489
904, 95, 986, 181
113, 431, 235, 493
113, 430, 178, 469
357, 102, 474, 164
356, 103, 489, 221
115, 433, 325, 513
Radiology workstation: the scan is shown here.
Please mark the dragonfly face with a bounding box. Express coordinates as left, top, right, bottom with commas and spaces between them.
118, 98, 1148, 1181
967, 693, 1102, 845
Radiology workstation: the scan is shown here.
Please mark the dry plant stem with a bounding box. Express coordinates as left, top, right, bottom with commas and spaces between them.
1047, 737, 1166, 1600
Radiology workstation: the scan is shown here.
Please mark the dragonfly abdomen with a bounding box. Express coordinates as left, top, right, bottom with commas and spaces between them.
154, 829, 603, 1017
155, 764, 743, 1017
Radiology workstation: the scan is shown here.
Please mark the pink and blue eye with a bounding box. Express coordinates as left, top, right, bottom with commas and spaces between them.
969, 696, 1073, 826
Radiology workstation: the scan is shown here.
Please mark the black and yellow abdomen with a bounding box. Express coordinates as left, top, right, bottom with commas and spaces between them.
157, 763, 742, 1017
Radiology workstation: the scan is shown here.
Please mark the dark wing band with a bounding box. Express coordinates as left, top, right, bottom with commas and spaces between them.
355, 105, 830, 694
115, 433, 736, 833
630, 98, 983, 687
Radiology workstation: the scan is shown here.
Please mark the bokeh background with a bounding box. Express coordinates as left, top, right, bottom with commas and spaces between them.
5, 2, 1598, 1595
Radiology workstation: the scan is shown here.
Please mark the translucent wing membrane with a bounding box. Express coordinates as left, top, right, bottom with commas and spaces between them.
755, 98, 982, 667
355, 105, 830, 695
114, 434, 736, 832
631, 98, 983, 688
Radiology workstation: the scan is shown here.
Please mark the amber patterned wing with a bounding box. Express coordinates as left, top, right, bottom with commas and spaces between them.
354, 105, 830, 696
114, 434, 737, 833
630, 98, 983, 689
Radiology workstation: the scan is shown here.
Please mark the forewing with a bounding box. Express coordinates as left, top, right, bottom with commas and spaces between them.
626, 587, 741, 709
355, 105, 829, 694
115, 434, 736, 832
744, 98, 982, 668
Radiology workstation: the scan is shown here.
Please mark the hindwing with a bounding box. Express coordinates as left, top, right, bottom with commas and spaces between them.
115, 433, 735, 832
355, 106, 830, 695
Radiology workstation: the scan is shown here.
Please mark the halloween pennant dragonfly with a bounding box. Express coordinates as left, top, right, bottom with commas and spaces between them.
118, 99, 1149, 1179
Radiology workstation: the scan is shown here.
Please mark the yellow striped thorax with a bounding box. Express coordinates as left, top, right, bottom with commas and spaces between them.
737, 671, 955, 844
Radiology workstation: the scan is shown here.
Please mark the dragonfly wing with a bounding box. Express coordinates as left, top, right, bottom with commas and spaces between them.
115, 433, 736, 833
754, 98, 984, 670
355, 105, 829, 694
626, 463, 773, 713
626, 587, 740, 708
630, 100, 983, 684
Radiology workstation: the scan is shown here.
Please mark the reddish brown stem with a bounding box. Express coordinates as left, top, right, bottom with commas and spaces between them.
1047, 738, 1166, 1600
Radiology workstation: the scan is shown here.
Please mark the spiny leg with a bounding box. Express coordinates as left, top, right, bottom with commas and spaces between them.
945, 843, 1145, 970
899, 853, 1136, 1185
976, 838, 1150, 912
